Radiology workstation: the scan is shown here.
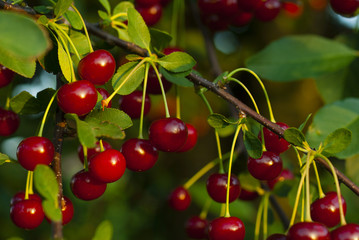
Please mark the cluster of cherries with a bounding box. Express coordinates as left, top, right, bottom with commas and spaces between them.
329, 0, 359, 17
134, 0, 172, 26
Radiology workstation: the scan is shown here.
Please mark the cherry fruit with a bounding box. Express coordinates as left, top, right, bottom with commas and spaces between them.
168, 186, 191, 211
237, 0, 262, 12
57, 80, 97, 116
231, 10, 253, 27
17, 136, 55, 171
77, 140, 112, 163
177, 123, 198, 152
185, 216, 208, 239
88, 149, 126, 183
148, 117, 188, 152
70, 169, 107, 201
254, 0, 282, 22
119, 90, 151, 119
10, 199, 44, 229
97, 88, 112, 108
146, 67, 173, 95
260, 122, 290, 154
330, 0, 359, 16
45, 195, 74, 225
136, 3, 162, 26
331, 223, 359, 240
10, 191, 42, 206
310, 191, 347, 228
0, 108, 20, 136
287, 222, 330, 240
267, 168, 294, 189
267, 233, 288, 240
135, 0, 161, 7
121, 138, 159, 172
238, 188, 259, 201
206, 173, 241, 203
247, 151, 283, 181
77, 50, 116, 85
208, 216, 245, 240
0, 64, 15, 88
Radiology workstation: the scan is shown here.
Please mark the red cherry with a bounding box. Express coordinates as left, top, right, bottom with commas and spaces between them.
77, 50, 116, 85
330, 0, 359, 16
331, 223, 359, 240
146, 67, 173, 95
0, 107, 20, 136
237, 0, 262, 12
287, 222, 330, 240
0, 64, 15, 88
57, 80, 98, 116
260, 122, 290, 154
10, 199, 44, 229
97, 88, 112, 108
45, 196, 74, 225
77, 140, 112, 164
247, 151, 283, 181
231, 9, 253, 27
163, 47, 183, 55
16, 136, 55, 171
206, 173, 241, 203
135, 0, 161, 7
88, 149, 126, 183
168, 186, 191, 211
70, 169, 107, 201
121, 138, 159, 172
136, 4, 162, 26
148, 117, 188, 152
282, 2, 303, 18
310, 192, 347, 228
200, 13, 231, 31
10, 191, 42, 206
254, 0, 282, 22
238, 188, 259, 201
267, 233, 288, 240
208, 216, 245, 240
177, 123, 198, 152
198, 0, 223, 15
267, 168, 294, 189
185, 216, 208, 239
119, 90, 151, 119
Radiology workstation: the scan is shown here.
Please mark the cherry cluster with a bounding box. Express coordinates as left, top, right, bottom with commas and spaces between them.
134, 0, 172, 26
329, 0, 359, 17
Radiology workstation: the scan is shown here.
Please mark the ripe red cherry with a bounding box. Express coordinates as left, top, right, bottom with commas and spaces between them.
16, 136, 55, 171
146, 67, 173, 95
70, 169, 107, 201
198, 0, 223, 15
237, 0, 262, 12
254, 0, 282, 22
77, 50, 116, 85
10, 199, 44, 229
331, 223, 359, 240
200, 13, 231, 31
208, 216, 245, 240
177, 123, 198, 152
0, 108, 20, 136
260, 122, 290, 154
148, 117, 188, 152
45, 195, 74, 225
163, 46, 183, 55
97, 88, 112, 108
119, 90, 151, 118
77, 140, 112, 163
283, 2, 303, 18
330, 0, 359, 16
57, 80, 98, 116
10, 191, 42, 206
267, 233, 288, 240
287, 222, 330, 240
0, 64, 15, 88
238, 188, 258, 201
135, 0, 161, 7
206, 173, 241, 203
136, 3, 162, 26
120, 138, 159, 172
247, 151, 283, 181
88, 149, 126, 183
185, 216, 208, 239
310, 192, 347, 228
168, 186, 191, 211
231, 9, 253, 27
267, 168, 294, 189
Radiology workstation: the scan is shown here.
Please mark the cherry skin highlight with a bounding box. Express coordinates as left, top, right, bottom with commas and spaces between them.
10, 199, 44, 229
331, 223, 359, 240
208, 216, 245, 240
0, 108, 20, 136
119, 90, 151, 119
206, 173, 241, 203
185, 216, 208, 239
168, 186, 191, 211
247, 151, 283, 181
70, 169, 107, 201
121, 138, 159, 172
77, 49, 116, 85
177, 123, 198, 152
88, 149, 126, 183
16, 136, 55, 171
287, 221, 330, 240
136, 3, 162, 26
57, 80, 97, 116
0, 64, 15, 88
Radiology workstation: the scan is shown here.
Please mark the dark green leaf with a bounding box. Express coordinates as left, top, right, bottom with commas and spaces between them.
323, 128, 352, 156
246, 35, 357, 82
127, 7, 151, 51
284, 127, 306, 148
157, 52, 196, 73
69, 31, 91, 56
92, 220, 113, 240
37, 88, 56, 105
99, 0, 111, 14
238, 172, 261, 192
298, 114, 312, 131
112, 61, 145, 95
10, 91, 42, 114
38, 37, 61, 74
207, 113, 234, 129
150, 29, 172, 51
213, 71, 229, 84
34, 5, 53, 14
243, 129, 263, 159
159, 67, 193, 87
64, 10, 83, 30
65, 114, 97, 148
43, 199, 62, 222
34, 165, 59, 202
54, 0, 73, 18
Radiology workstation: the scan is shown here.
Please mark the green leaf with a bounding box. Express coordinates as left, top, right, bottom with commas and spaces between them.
207, 113, 235, 129
243, 129, 263, 159
65, 114, 97, 148
238, 172, 261, 192
98, 10, 110, 21
10, 91, 42, 114
157, 52, 196, 73
43, 199, 62, 222
57, 38, 72, 82
54, 0, 73, 18
0, 153, 15, 165
34, 5, 53, 14
69, 31, 91, 56
284, 127, 306, 148
64, 10, 83, 30
127, 7, 151, 51
323, 128, 352, 156
213, 71, 229, 84
92, 220, 113, 240
245, 35, 357, 82
159, 67, 193, 87
150, 29, 172, 51
34, 165, 59, 202
112, 61, 145, 95
113, 1, 134, 16
306, 98, 359, 159
99, 0, 111, 14
298, 114, 312, 131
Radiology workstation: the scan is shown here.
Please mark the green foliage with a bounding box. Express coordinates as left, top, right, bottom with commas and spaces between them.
207, 113, 238, 129
10, 89, 56, 114
92, 220, 113, 240
243, 129, 262, 159
322, 128, 352, 156
112, 61, 146, 95
150, 29, 172, 52
283, 127, 306, 148
159, 67, 193, 87
127, 7, 151, 52
238, 172, 261, 192
157, 52, 196, 73
54, 0, 73, 18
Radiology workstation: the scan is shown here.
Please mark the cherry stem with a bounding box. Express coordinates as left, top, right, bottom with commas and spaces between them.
4, 82, 12, 110
175, 85, 181, 119
224, 124, 242, 218
110, 12, 127, 21
263, 193, 270, 240
111, 21, 128, 30
304, 151, 315, 222
138, 63, 150, 139
254, 196, 265, 240
82, 145, 88, 171
99, 139, 104, 152
312, 161, 325, 198
71, 3, 93, 53
37, 90, 58, 137
24, 171, 33, 200
199, 198, 212, 220
150, 62, 171, 118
